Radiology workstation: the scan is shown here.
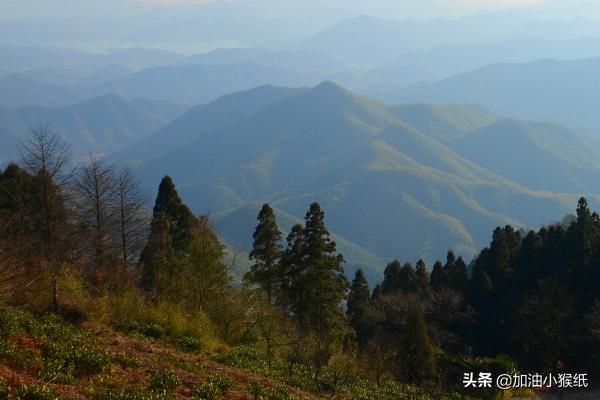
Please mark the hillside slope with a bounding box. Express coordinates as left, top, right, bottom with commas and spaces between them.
0, 94, 183, 161
375, 57, 600, 132
122, 82, 599, 272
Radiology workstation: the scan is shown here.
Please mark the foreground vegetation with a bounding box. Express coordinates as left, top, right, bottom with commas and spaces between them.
1, 128, 598, 398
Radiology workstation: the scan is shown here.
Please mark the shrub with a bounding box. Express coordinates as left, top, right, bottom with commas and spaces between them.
0, 337, 40, 369
192, 373, 232, 399
176, 336, 203, 353
0, 379, 8, 400
41, 340, 113, 377
14, 384, 60, 400
193, 382, 222, 400
85, 386, 170, 400
148, 370, 181, 395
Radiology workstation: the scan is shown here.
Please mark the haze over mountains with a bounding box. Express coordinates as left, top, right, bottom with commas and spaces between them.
4, 0, 600, 281
0, 94, 183, 161
110, 82, 599, 281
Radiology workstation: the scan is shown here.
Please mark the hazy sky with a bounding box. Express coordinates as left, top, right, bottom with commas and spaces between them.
1, 0, 599, 53
0, 0, 547, 21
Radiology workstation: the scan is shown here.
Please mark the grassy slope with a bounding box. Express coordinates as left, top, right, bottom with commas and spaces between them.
0, 315, 315, 400
0, 308, 474, 400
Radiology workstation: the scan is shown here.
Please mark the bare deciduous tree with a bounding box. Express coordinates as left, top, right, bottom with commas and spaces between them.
73, 154, 119, 273
115, 167, 148, 265
19, 125, 73, 311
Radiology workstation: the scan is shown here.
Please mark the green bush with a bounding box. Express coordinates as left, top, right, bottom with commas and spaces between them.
148, 370, 181, 395
85, 386, 170, 400
193, 382, 222, 400
192, 373, 233, 399
0, 338, 40, 369
42, 340, 113, 377
14, 384, 60, 400
0, 379, 8, 400
176, 336, 203, 353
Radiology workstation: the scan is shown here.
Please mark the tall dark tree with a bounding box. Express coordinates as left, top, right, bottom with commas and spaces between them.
140, 176, 198, 292
446, 255, 468, 294
246, 204, 283, 304
398, 306, 436, 383
415, 259, 429, 293
292, 203, 349, 337
429, 261, 446, 291
347, 269, 371, 344
280, 224, 305, 312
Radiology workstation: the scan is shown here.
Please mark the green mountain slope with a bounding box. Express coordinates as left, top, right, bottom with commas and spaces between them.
116, 85, 307, 162
452, 119, 600, 193
101, 63, 312, 106
125, 82, 598, 274
376, 57, 600, 132
0, 94, 183, 161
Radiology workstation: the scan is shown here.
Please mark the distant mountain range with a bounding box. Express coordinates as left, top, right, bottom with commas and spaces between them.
0, 94, 183, 161
370, 57, 600, 133
116, 82, 600, 281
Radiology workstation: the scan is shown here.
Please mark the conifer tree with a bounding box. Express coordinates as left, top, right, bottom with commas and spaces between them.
415, 259, 429, 293
398, 307, 436, 383
291, 203, 349, 337
446, 255, 468, 293
347, 269, 371, 344
247, 204, 283, 304
280, 224, 305, 311
430, 261, 446, 291
141, 176, 198, 291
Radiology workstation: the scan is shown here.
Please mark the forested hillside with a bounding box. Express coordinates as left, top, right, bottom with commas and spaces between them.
1, 128, 599, 399
118, 82, 600, 274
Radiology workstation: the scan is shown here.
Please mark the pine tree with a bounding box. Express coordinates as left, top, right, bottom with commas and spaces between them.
415, 259, 429, 293
398, 307, 436, 383
430, 261, 446, 291
152, 176, 196, 251
291, 203, 349, 337
280, 224, 305, 312
347, 269, 371, 344
446, 255, 468, 293
140, 176, 198, 291
247, 204, 283, 304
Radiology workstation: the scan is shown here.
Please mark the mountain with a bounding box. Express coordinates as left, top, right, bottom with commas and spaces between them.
360, 37, 600, 89
182, 47, 343, 76
0, 45, 183, 76
0, 94, 184, 161
116, 85, 307, 162
389, 103, 498, 144
100, 63, 313, 105
451, 119, 600, 193
297, 13, 600, 68
122, 82, 597, 277
373, 57, 600, 133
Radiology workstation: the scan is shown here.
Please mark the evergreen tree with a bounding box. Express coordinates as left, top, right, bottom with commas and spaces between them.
290, 203, 349, 337
398, 307, 436, 383
280, 224, 305, 312
430, 261, 446, 291
246, 204, 283, 303
446, 255, 468, 293
140, 176, 198, 292
415, 259, 429, 293
347, 269, 371, 344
